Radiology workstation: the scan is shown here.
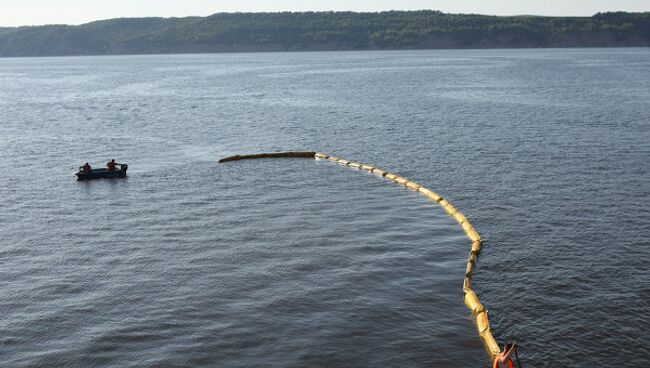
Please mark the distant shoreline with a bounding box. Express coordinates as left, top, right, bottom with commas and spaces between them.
1, 11, 648, 58
1, 46, 649, 60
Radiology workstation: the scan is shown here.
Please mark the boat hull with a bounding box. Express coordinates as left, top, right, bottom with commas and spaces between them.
75, 167, 127, 181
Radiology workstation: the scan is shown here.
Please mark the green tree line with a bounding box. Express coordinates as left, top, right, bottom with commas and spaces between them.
0, 11, 648, 56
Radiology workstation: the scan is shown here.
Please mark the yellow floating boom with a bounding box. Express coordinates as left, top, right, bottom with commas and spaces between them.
219, 151, 503, 361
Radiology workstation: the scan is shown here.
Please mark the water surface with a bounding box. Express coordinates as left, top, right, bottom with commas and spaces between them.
1, 48, 649, 367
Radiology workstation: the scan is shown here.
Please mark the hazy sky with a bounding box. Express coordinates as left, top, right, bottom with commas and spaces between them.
2, 0, 648, 27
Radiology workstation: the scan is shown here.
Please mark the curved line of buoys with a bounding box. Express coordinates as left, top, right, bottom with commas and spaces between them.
219, 151, 503, 361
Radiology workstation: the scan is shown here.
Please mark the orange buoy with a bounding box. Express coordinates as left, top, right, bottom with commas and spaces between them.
493, 357, 513, 368
493, 344, 516, 368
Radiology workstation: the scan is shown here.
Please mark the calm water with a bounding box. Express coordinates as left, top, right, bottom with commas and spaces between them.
1, 49, 649, 367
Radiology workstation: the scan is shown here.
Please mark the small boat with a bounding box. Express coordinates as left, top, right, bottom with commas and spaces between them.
75, 164, 128, 181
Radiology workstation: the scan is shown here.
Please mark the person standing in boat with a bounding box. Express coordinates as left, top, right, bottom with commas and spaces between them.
106, 159, 121, 171
82, 162, 91, 172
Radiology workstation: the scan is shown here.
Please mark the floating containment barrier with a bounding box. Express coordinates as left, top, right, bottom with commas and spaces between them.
443, 203, 458, 216
315, 153, 329, 160
476, 310, 491, 334
218, 151, 316, 163
419, 188, 443, 202
482, 333, 502, 358
465, 260, 475, 278
471, 241, 482, 255
467, 229, 482, 243
219, 151, 507, 363
464, 289, 484, 315
406, 181, 421, 191
463, 277, 472, 292
453, 212, 468, 225
372, 168, 387, 176
348, 162, 362, 169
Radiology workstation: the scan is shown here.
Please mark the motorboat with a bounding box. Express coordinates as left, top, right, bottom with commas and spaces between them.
75, 164, 128, 181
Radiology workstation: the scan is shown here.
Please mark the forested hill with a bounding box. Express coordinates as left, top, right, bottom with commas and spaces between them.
1, 11, 649, 57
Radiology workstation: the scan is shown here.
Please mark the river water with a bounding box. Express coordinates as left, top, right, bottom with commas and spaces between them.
1, 48, 649, 367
